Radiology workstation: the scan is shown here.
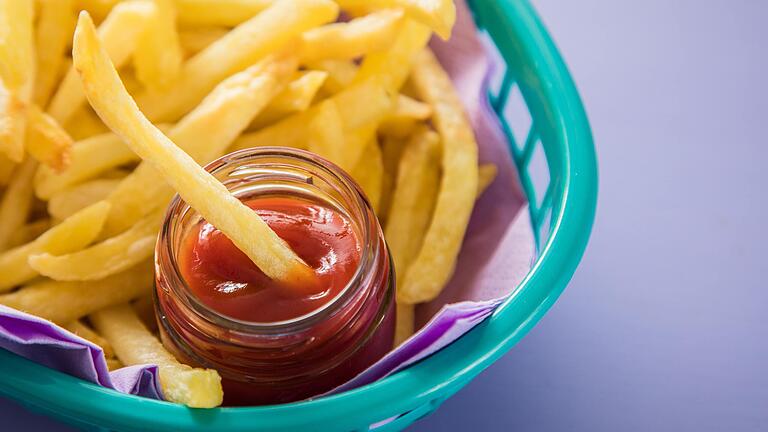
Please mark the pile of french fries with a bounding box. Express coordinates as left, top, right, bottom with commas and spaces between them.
0, 0, 497, 408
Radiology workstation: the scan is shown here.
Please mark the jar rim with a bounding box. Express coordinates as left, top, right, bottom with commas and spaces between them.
156, 147, 382, 335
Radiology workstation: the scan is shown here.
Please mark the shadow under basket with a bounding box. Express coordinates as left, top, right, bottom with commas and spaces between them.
0, 1, 597, 431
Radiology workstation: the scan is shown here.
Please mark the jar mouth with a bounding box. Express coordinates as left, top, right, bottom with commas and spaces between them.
156, 147, 381, 334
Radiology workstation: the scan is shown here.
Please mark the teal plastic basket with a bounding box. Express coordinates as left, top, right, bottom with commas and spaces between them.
0, 1, 597, 430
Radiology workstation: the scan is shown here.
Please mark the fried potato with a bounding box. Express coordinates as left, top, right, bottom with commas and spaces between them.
29, 208, 164, 281
298, 9, 404, 62
477, 163, 497, 197
305, 59, 358, 95
0, 260, 153, 324
134, 0, 183, 91
0, 159, 37, 250
136, 0, 339, 122
63, 107, 110, 140
336, 0, 456, 39
63, 319, 115, 358
48, 178, 120, 221
25, 105, 73, 172
379, 94, 432, 138
106, 358, 123, 371
0, 201, 109, 291
175, 0, 272, 27
74, 13, 315, 286
394, 303, 414, 347
91, 303, 223, 408
350, 134, 384, 213
178, 27, 228, 57
379, 135, 408, 225
34, 130, 140, 200
249, 70, 327, 129
0, 0, 34, 162
398, 49, 479, 304
48, 1, 154, 124
102, 57, 297, 236
33, 0, 76, 108
7, 218, 51, 249
0, 154, 13, 185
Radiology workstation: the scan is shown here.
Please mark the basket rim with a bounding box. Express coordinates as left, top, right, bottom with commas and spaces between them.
0, 1, 597, 430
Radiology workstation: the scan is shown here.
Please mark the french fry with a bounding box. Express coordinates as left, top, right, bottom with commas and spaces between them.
398, 49, 479, 304
74, 13, 315, 287
48, 178, 120, 221
0, 0, 34, 162
0, 260, 153, 324
379, 135, 408, 224
74, 0, 120, 22
91, 303, 223, 408
7, 218, 51, 249
25, 105, 73, 172
134, 0, 183, 91
385, 128, 440, 277
175, 0, 272, 27
249, 70, 327, 129
106, 358, 123, 371
233, 78, 392, 152
48, 1, 154, 124
136, 0, 339, 122
307, 99, 345, 164
394, 303, 414, 346
0, 201, 110, 291
0, 159, 37, 250
63, 107, 110, 140
34, 131, 139, 200
335, 0, 456, 39
0, 154, 14, 185
102, 57, 297, 236
379, 94, 433, 138
477, 163, 497, 197
29, 208, 164, 281
33, 0, 76, 108
63, 319, 115, 358
305, 59, 358, 95
350, 134, 384, 213
179, 27, 228, 57
298, 9, 404, 62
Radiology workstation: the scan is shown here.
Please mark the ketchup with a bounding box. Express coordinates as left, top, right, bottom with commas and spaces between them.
178, 197, 361, 322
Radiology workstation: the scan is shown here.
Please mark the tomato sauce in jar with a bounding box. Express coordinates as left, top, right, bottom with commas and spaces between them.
154, 148, 395, 406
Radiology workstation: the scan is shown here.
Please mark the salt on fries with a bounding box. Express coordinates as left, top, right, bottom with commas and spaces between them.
0, 0, 494, 408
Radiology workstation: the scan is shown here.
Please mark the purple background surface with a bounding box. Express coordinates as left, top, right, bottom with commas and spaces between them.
2, 0, 767, 430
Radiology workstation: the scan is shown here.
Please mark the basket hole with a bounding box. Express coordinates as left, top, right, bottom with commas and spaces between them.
502, 84, 532, 153
478, 30, 506, 100
528, 140, 550, 211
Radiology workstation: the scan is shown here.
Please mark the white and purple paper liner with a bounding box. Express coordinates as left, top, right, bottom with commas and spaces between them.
0, 0, 535, 403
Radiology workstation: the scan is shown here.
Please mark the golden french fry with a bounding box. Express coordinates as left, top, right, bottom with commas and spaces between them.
305, 59, 358, 95
0, 0, 34, 162
249, 70, 327, 128
477, 163, 497, 197
385, 128, 440, 277
33, 0, 76, 108
233, 78, 392, 152
0, 260, 153, 324
48, 178, 120, 221
63, 319, 115, 358
29, 208, 164, 281
0, 201, 110, 291
298, 9, 404, 62
178, 27, 228, 57
398, 49, 479, 304
350, 133, 383, 212
136, 0, 339, 122
63, 107, 110, 140
307, 99, 345, 164
394, 303, 414, 346
379, 135, 408, 224
25, 105, 73, 172
379, 94, 433, 138
102, 57, 297, 236
34, 131, 139, 200
175, 0, 272, 27
0, 154, 14, 185
134, 0, 183, 91
74, 13, 314, 286
132, 295, 158, 333
7, 218, 51, 249
74, 0, 120, 22
91, 303, 223, 408
0, 159, 37, 250
106, 358, 123, 371
336, 0, 456, 39
48, 1, 154, 124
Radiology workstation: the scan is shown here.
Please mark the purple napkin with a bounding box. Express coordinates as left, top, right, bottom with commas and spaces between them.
0, 0, 534, 404
0, 305, 163, 400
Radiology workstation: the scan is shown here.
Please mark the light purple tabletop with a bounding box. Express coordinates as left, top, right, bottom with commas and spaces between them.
3, 0, 767, 430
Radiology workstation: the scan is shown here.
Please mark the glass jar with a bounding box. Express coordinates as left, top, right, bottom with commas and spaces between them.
154, 147, 395, 406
